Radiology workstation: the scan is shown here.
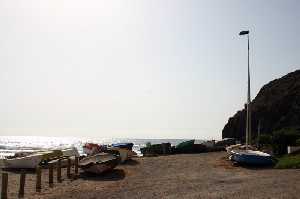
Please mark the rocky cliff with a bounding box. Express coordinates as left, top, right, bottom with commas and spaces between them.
222, 69, 300, 141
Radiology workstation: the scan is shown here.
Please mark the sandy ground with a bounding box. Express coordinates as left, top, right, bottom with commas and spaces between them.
1, 152, 300, 199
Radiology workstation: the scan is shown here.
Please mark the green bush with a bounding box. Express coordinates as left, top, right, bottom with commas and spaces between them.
275, 154, 300, 169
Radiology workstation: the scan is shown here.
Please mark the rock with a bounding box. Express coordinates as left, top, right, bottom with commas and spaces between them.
222, 69, 300, 141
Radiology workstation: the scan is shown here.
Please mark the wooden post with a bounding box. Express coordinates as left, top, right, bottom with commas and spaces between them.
1, 173, 8, 199
18, 171, 26, 198
75, 156, 79, 174
36, 167, 42, 192
67, 158, 71, 178
57, 159, 62, 183
49, 163, 54, 187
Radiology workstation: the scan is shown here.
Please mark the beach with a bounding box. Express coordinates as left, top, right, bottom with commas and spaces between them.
1, 152, 299, 199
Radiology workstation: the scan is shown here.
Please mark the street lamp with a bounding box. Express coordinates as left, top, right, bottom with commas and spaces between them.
239, 30, 251, 148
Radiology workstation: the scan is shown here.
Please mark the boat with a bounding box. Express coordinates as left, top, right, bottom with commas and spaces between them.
108, 147, 137, 163
2, 152, 45, 169
111, 143, 134, 150
83, 143, 106, 156
226, 144, 258, 155
226, 144, 242, 154
79, 153, 119, 174
230, 150, 274, 166
1, 149, 66, 169
128, 150, 137, 159
175, 140, 195, 153
140, 143, 172, 156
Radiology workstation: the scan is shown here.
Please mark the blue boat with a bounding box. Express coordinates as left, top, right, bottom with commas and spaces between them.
111, 143, 134, 150
230, 150, 274, 166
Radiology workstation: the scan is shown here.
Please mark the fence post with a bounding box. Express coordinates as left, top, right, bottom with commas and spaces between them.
57, 159, 62, 183
18, 171, 26, 197
75, 156, 79, 175
1, 173, 8, 199
67, 158, 71, 178
49, 163, 54, 187
36, 167, 42, 192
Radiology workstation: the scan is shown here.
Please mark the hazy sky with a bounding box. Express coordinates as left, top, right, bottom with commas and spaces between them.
0, 0, 299, 139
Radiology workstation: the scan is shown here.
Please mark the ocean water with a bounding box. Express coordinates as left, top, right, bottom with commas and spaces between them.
0, 136, 205, 158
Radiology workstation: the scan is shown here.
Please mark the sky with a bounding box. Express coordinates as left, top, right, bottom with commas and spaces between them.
0, 0, 299, 139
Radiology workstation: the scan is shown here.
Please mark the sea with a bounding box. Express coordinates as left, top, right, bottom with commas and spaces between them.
0, 136, 206, 158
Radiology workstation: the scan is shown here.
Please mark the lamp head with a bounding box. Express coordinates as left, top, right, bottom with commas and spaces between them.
239, 30, 249, 35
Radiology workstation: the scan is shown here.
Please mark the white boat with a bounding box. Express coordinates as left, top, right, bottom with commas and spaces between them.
3, 153, 44, 169
1, 149, 65, 169
79, 153, 119, 174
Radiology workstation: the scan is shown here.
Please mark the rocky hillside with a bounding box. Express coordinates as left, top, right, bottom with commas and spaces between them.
222, 69, 300, 141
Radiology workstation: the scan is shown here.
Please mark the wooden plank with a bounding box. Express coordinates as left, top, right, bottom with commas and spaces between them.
1, 173, 8, 199
36, 167, 42, 192
18, 171, 26, 198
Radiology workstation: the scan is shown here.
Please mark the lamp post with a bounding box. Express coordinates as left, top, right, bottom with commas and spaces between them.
239, 30, 251, 148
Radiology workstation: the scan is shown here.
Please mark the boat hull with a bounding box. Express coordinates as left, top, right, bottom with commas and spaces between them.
4, 154, 43, 169
111, 143, 133, 150
82, 159, 119, 174
231, 150, 274, 166
175, 140, 195, 153
79, 153, 119, 174
109, 147, 131, 163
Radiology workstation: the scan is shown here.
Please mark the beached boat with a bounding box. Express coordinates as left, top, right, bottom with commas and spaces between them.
79, 153, 119, 174
230, 150, 274, 166
1, 149, 68, 169
2, 153, 45, 169
108, 147, 137, 163
141, 143, 172, 156
111, 143, 134, 150
83, 143, 106, 156
226, 144, 242, 154
175, 140, 195, 153
226, 144, 258, 155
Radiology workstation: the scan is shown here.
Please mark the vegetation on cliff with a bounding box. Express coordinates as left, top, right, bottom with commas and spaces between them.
222, 69, 300, 153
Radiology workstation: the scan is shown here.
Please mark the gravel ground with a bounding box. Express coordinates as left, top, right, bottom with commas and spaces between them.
1, 152, 300, 199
